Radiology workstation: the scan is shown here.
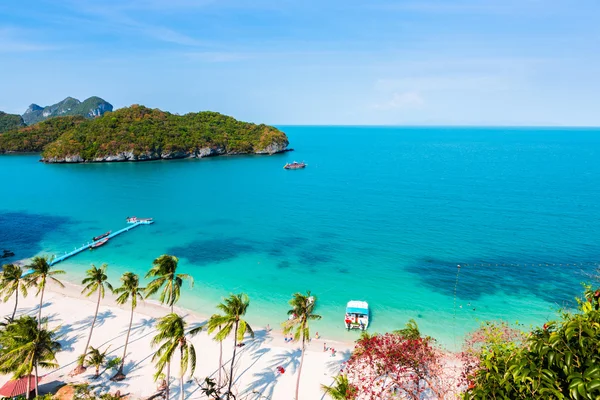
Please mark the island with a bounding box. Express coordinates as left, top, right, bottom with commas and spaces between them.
0, 105, 290, 163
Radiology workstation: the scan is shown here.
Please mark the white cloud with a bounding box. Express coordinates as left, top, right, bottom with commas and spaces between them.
0, 28, 58, 53
372, 91, 425, 110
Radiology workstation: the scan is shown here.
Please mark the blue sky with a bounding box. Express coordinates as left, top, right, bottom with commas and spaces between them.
1, 0, 599, 125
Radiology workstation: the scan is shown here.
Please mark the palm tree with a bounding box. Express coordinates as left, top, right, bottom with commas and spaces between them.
206, 314, 226, 388
74, 264, 113, 375
0, 315, 61, 399
112, 272, 145, 381
0, 264, 28, 321
206, 293, 254, 400
283, 291, 322, 400
145, 255, 193, 312
81, 345, 110, 378
321, 374, 356, 400
25, 256, 65, 327
151, 313, 201, 400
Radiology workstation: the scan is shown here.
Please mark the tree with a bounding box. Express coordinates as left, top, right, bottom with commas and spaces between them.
25, 256, 65, 327
345, 321, 452, 399
0, 315, 61, 399
73, 264, 113, 375
206, 293, 254, 400
321, 374, 357, 400
112, 272, 145, 381
282, 291, 321, 400
465, 285, 600, 399
81, 346, 110, 378
151, 313, 201, 400
0, 264, 28, 321
205, 313, 227, 389
145, 255, 193, 312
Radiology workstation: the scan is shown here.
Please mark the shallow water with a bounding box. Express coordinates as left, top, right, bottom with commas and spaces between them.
1, 126, 599, 349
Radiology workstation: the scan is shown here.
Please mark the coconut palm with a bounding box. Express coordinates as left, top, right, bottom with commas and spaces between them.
0, 315, 61, 399
74, 264, 113, 374
151, 313, 201, 400
206, 293, 254, 400
206, 314, 226, 388
0, 264, 28, 321
145, 255, 193, 312
321, 374, 356, 400
80, 345, 110, 378
25, 256, 65, 327
111, 272, 144, 380
283, 291, 322, 400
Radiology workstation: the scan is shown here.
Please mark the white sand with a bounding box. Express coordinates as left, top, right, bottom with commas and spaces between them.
0, 281, 353, 399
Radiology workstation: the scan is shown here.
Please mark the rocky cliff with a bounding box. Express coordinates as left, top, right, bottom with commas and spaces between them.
22, 96, 113, 125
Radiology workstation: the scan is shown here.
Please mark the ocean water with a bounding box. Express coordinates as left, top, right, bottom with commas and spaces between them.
1, 126, 599, 350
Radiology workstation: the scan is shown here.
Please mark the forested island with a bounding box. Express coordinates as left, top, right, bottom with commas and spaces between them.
0, 105, 289, 163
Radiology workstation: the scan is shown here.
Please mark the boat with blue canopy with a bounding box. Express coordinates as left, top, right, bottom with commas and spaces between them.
345, 300, 369, 331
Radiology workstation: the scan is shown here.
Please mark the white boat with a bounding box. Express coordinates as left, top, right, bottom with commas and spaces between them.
345, 300, 369, 331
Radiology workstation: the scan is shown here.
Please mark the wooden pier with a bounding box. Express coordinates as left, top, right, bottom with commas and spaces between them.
49, 220, 153, 266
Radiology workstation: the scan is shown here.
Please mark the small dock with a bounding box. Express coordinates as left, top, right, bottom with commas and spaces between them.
49, 219, 153, 266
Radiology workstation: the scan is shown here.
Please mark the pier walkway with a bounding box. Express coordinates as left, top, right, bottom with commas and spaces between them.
49, 220, 153, 266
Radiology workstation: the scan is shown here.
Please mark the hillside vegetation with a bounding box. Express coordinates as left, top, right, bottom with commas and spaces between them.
0, 105, 289, 162
0, 112, 26, 133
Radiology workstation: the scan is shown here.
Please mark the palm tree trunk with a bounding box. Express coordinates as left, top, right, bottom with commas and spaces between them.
227, 320, 240, 400
295, 338, 306, 400
180, 375, 185, 400
218, 338, 223, 387
80, 288, 102, 367
34, 363, 39, 398
166, 363, 171, 400
170, 279, 174, 313
37, 284, 45, 328
26, 373, 31, 400
11, 288, 19, 321
117, 304, 135, 375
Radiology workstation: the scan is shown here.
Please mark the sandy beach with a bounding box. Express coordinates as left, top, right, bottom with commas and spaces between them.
0, 280, 353, 399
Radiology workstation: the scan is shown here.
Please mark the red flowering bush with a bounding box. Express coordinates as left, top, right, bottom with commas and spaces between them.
345, 323, 456, 399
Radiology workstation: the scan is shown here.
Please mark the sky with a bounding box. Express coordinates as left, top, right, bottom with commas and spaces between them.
0, 0, 599, 126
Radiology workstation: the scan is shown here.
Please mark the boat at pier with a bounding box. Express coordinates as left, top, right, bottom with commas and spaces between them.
284, 161, 306, 170
126, 216, 154, 224
89, 238, 109, 249
344, 300, 369, 331
92, 231, 111, 241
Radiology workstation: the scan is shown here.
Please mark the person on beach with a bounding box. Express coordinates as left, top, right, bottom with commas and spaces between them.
266, 324, 271, 332
323, 342, 327, 352
315, 331, 320, 339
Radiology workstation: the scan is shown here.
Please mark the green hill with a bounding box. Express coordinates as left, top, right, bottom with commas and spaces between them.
0, 112, 26, 133
22, 96, 113, 125
0, 105, 289, 162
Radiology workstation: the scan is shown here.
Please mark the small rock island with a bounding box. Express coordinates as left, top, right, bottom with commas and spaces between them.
0, 104, 289, 163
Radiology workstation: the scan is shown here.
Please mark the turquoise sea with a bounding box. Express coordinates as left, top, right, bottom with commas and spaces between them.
1, 126, 600, 350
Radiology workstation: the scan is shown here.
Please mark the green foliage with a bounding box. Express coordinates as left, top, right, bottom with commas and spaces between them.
0, 116, 85, 153
151, 313, 199, 381
282, 291, 322, 344
0, 111, 26, 133
145, 255, 192, 310
392, 318, 421, 340
81, 346, 110, 377
0, 315, 61, 380
465, 287, 600, 399
321, 374, 357, 400
1, 104, 288, 159
81, 264, 113, 298
0, 263, 28, 320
